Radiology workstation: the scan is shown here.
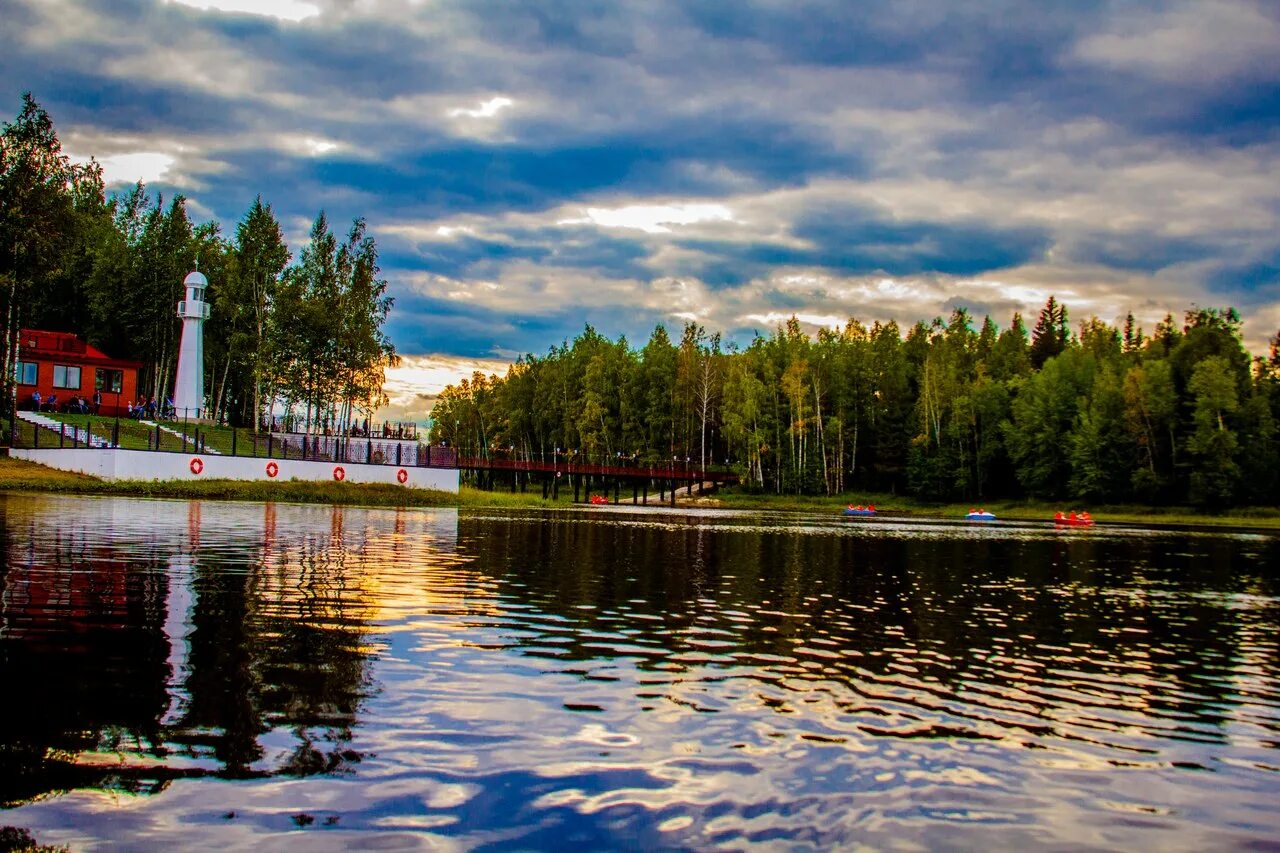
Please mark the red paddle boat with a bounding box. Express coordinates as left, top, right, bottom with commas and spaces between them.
1054, 511, 1094, 526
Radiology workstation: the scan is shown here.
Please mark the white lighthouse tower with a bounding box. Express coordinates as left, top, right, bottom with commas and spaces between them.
173, 269, 210, 419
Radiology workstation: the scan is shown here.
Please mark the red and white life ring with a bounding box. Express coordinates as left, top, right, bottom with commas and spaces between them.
396, 468, 409, 484
190, 457, 204, 475
333, 466, 346, 482
265, 461, 279, 478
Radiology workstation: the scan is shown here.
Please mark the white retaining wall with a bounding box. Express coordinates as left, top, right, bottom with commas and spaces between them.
11, 447, 459, 492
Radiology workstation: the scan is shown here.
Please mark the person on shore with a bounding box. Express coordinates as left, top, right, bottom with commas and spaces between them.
92, 389, 102, 414
29, 391, 41, 411
45, 393, 57, 412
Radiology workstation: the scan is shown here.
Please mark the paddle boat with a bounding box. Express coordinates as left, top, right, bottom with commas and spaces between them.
843, 504, 877, 517
965, 508, 996, 521
1054, 511, 1094, 527
589, 494, 609, 505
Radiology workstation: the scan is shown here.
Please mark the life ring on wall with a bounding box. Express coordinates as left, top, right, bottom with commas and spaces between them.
397, 468, 408, 484
190, 457, 204, 475
266, 461, 279, 478
333, 466, 345, 482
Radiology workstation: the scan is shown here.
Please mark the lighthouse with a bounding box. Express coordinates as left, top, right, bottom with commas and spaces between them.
173, 270, 210, 419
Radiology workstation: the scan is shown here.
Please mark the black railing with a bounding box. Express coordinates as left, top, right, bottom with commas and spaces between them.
3, 412, 736, 483
5, 412, 455, 469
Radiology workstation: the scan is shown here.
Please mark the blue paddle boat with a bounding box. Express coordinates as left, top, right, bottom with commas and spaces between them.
965, 509, 996, 521
843, 505, 877, 517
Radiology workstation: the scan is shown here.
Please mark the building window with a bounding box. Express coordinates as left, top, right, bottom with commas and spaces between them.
96, 368, 123, 393
14, 361, 37, 386
52, 365, 81, 389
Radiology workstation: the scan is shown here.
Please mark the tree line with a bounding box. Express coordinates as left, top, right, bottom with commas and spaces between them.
431, 301, 1280, 508
0, 93, 397, 430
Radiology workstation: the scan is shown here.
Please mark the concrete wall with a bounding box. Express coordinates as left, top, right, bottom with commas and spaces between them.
11, 447, 459, 492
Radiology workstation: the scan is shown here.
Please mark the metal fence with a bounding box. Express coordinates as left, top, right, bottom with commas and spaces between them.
6, 413, 457, 469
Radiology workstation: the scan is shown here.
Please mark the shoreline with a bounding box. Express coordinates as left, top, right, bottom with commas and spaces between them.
1, 457, 1278, 531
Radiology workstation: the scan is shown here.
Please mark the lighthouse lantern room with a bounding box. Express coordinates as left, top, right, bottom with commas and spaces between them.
173, 270, 210, 419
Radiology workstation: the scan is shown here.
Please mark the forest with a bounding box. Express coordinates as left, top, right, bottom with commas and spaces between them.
430, 292, 1280, 510
0, 94, 397, 431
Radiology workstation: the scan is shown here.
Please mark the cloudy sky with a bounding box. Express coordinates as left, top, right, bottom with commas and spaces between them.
3, 0, 1279, 418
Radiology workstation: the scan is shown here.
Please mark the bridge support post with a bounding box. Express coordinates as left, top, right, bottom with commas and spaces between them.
573, 476, 580, 503
670, 479, 676, 507
632, 481, 638, 505
613, 479, 619, 504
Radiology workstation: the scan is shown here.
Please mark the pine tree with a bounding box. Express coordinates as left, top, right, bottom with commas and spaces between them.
1029, 296, 1069, 368
0, 93, 86, 412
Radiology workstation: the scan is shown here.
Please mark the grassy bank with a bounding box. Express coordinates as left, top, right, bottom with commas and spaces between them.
2, 456, 1278, 529
715, 488, 1280, 529
0, 457, 557, 509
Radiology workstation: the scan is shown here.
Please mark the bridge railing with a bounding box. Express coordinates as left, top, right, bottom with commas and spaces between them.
5, 412, 735, 482
454, 455, 737, 482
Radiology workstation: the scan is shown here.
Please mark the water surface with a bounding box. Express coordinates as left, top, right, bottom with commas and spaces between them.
1, 494, 1278, 849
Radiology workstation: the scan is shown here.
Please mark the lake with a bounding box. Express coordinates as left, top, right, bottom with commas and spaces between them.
1, 493, 1278, 850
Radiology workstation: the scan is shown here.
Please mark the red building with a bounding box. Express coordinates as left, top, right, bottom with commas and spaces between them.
15, 329, 142, 417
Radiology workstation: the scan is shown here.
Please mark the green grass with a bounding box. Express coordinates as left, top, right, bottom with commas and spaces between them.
0, 456, 572, 509
716, 487, 1280, 529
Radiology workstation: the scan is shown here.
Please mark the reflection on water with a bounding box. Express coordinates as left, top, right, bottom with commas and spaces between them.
1, 495, 1278, 848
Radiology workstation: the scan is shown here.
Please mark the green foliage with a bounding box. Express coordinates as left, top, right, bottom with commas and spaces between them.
1069, 363, 1131, 501
1, 95, 396, 434
426, 296, 1280, 508
1185, 355, 1240, 507
208, 196, 290, 427
1123, 359, 1177, 501
1, 92, 103, 404
1004, 348, 1095, 498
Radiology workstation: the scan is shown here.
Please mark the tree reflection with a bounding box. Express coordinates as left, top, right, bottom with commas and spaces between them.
0, 499, 380, 805
458, 512, 1280, 746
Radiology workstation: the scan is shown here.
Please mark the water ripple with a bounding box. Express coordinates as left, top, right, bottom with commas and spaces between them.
0, 496, 1277, 849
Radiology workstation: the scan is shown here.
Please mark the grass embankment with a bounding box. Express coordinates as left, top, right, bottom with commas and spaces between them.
715, 489, 1280, 529
0, 456, 561, 509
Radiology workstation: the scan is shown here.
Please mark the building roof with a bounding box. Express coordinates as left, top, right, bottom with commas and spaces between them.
18, 329, 143, 370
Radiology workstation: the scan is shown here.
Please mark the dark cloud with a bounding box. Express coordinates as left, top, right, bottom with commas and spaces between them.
3, 0, 1279, 359
675, 209, 1050, 283
1067, 234, 1221, 273
1208, 250, 1280, 294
